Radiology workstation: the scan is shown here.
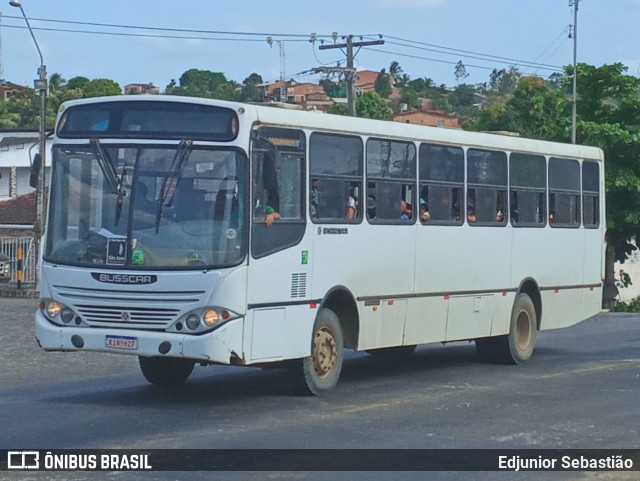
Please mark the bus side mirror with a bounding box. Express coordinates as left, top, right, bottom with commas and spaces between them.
29, 153, 41, 188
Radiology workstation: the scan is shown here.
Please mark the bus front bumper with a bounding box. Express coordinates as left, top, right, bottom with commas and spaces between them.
35, 311, 244, 364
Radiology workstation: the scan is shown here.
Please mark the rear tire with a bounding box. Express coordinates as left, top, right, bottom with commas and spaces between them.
288, 308, 343, 395
138, 356, 195, 386
476, 293, 537, 364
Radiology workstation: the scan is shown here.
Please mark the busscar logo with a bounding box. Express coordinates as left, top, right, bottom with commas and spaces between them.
7, 451, 39, 470
91, 273, 157, 285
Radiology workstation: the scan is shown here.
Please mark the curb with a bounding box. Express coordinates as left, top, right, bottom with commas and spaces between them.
0, 287, 39, 298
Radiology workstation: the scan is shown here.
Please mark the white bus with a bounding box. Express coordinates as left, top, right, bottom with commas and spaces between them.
36, 96, 605, 395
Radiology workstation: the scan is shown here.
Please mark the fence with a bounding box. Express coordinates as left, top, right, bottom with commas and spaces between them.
0, 237, 36, 285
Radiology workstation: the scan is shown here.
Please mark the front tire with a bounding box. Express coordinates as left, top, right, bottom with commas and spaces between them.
138, 356, 195, 386
476, 292, 537, 364
288, 308, 344, 395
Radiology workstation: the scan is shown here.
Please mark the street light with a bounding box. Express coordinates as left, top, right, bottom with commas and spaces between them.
10, 0, 47, 288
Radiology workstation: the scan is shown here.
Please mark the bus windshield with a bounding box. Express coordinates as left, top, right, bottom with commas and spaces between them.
45, 144, 247, 269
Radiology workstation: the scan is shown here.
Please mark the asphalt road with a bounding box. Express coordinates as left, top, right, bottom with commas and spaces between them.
1, 298, 639, 481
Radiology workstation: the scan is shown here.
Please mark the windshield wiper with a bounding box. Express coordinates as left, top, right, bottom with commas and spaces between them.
90, 138, 118, 194
155, 139, 193, 232
91, 138, 128, 226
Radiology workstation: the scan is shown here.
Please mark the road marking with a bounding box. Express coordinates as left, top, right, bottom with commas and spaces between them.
535, 359, 640, 379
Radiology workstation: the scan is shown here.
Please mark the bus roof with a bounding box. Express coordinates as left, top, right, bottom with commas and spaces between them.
59, 95, 604, 161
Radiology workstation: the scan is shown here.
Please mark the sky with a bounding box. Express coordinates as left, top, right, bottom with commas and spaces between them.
1, 0, 639, 91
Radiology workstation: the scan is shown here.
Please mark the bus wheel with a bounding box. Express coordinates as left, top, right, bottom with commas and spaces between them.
476, 293, 537, 364
138, 356, 195, 386
289, 308, 344, 395
365, 345, 417, 357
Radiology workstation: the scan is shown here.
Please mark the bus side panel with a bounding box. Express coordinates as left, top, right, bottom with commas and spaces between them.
245, 234, 316, 363
359, 298, 406, 350
410, 226, 460, 344
582, 227, 604, 320
536, 229, 585, 329
445, 294, 494, 341
403, 297, 448, 345
246, 305, 314, 362
310, 224, 416, 351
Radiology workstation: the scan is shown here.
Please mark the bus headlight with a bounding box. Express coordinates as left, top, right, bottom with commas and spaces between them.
186, 314, 201, 330
60, 307, 75, 324
203, 309, 219, 327
169, 307, 240, 334
46, 301, 62, 318
42, 299, 79, 326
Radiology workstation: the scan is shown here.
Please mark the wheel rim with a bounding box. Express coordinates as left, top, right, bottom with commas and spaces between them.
515, 310, 532, 351
313, 327, 337, 378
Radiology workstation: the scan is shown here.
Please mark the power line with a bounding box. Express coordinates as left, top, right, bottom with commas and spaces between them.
378, 35, 562, 71
3, 13, 565, 72
0, 23, 310, 42
0, 14, 342, 39
531, 25, 570, 65
365, 47, 498, 71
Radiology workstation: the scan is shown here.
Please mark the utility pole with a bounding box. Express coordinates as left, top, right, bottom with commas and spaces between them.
319, 35, 384, 116
570, 0, 579, 144
267, 37, 287, 102
10, 0, 47, 289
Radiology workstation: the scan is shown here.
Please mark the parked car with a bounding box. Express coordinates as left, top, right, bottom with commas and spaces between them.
0, 254, 10, 283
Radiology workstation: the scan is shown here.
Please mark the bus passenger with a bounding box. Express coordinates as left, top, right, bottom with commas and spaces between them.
346, 195, 356, 220
467, 200, 477, 223
419, 197, 430, 222
310, 178, 319, 218
262, 152, 280, 226
401, 200, 412, 220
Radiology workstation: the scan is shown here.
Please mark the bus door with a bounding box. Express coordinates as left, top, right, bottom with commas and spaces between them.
246, 127, 310, 362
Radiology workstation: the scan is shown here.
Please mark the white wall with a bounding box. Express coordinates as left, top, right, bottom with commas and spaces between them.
0, 134, 52, 200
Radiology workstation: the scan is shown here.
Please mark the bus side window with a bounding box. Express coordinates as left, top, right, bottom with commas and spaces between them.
582, 161, 600, 228
309, 133, 363, 224
466, 149, 508, 225
509, 153, 546, 227
366, 138, 416, 224
419, 144, 464, 225
549, 157, 581, 227
251, 127, 306, 259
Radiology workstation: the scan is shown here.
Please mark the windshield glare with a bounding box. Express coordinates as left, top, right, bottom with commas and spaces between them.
46, 145, 247, 269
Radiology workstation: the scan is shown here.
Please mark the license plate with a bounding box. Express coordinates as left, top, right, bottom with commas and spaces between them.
105, 335, 138, 350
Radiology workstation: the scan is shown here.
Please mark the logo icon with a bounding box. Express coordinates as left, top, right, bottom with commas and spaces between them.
7, 451, 39, 470
121, 311, 131, 322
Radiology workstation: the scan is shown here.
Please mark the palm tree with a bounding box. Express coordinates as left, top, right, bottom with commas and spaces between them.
48, 73, 67, 94
389, 61, 403, 86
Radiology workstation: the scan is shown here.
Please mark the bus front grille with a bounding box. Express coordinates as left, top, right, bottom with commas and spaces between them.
51, 284, 206, 330
75, 304, 180, 329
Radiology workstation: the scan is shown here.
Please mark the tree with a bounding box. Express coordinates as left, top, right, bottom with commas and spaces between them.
356, 91, 393, 120
66, 76, 90, 91
327, 103, 348, 115
48, 73, 67, 93
454, 61, 469, 84
389, 61, 403, 86
5, 89, 39, 128
243, 73, 263, 87
569, 63, 640, 307
449, 83, 477, 114
489, 67, 520, 96
501, 76, 569, 139
82, 79, 122, 98
399, 87, 420, 110
396, 73, 411, 89
465, 63, 640, 308
374, 69, 392, 98
168, 69, 240, 100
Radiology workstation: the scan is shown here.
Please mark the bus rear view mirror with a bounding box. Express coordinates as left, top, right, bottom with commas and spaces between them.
29, 153, 41, 188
